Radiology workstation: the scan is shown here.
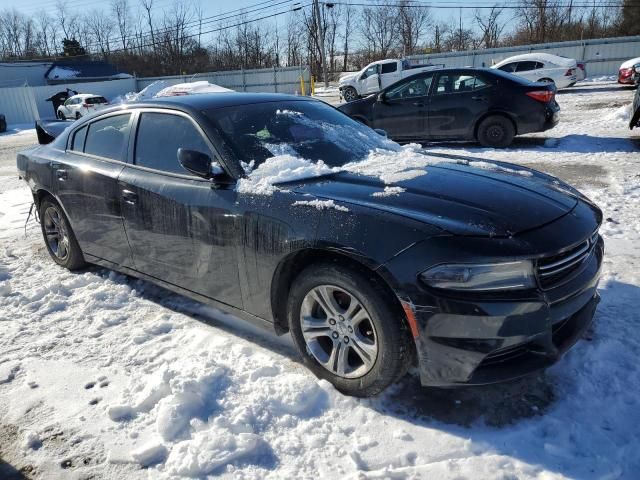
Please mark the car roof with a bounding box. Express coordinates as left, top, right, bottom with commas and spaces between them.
70, 93, 102, 99
493, 52, 575, 67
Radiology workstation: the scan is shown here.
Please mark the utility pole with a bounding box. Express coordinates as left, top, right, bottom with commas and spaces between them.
313, 0, 330, 88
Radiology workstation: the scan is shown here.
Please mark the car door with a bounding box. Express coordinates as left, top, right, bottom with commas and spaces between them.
371, 73, 434, 140
361, 64, 381, 94
118, 110, 243, 308
54, 112, 135, 266
379, 61, 401, 89
428, 71, 494, 140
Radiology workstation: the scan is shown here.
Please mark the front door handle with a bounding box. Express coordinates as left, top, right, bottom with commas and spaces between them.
56, 169, 68, 181
121, 189, 138, 205
413, 101, 425, 107
472, 95, 488, 101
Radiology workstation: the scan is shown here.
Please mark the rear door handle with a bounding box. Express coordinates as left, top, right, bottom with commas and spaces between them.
413, 102, 425, 107
472, 95, 488, 101
121, 189, 138, 205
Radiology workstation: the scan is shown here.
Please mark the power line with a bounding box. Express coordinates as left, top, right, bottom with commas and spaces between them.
6, 2, 313, 62
77, 0, 302, 51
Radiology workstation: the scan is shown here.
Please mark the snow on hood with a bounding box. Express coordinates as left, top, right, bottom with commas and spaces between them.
155, 81, 233, 97
620, 56, 640, 69
236, 144, 533, 197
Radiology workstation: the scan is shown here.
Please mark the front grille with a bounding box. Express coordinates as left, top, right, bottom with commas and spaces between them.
537, 232, 598, 290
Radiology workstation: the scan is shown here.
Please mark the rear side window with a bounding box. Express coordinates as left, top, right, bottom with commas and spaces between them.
434, 74, 489, 94
134, 112, 211, 174
71, 126, 87, 151
86, 96, 108, 105
380, 62, 397, 74
84, 114, 131, 161
498, 62, 517, 72
516, 61, 538, 72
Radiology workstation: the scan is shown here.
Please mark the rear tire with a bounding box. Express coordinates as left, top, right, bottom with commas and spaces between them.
342, 87, 359, 102
288, 263, 412, 397
75, 112, 81, 120
538, 78, 555, 85
477, 115, 515, 148
39, 197, 86, 270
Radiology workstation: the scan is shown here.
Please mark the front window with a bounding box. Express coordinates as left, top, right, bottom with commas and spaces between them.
386, 75, 433, 100
206, 100, 398, 169
361, 65, 379, 80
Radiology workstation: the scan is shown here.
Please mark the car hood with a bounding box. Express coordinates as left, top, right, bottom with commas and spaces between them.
287, 160, 578, 237
339, 73, 358, 85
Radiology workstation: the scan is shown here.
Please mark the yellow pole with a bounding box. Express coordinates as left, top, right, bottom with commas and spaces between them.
311, 75, 315, 96
299, 75, 306, 96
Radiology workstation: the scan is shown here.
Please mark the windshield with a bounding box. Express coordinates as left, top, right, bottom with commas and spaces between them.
206, 100, 399, 169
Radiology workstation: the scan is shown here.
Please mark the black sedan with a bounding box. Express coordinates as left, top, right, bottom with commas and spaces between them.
17, 93, 602, 397
338, 67, 560, 148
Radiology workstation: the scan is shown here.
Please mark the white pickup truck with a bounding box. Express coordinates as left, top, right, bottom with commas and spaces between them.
339, 59, 443, 102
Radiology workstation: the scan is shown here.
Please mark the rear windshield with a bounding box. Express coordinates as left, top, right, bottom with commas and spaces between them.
86, 96, 108, 104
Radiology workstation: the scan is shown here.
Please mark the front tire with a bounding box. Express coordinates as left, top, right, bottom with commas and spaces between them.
342, 87, 359, 102
39, 198, 86, 270
477, 115, 515, 148
288, 263, 412, 397
75, 112, 81, 120
58, 111, 66, 120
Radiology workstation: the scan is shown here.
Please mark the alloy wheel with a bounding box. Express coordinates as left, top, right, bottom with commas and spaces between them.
43, 206, 70, 261
300, 285, 378, 378
343, 88, 357, 102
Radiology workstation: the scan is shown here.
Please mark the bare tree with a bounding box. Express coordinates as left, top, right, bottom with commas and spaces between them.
397, 1, 431, 56
359, 2, 398, 60
111, 0, 131, 51
475, 5, 506, 48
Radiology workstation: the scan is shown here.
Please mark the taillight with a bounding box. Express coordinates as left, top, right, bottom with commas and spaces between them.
620, 68, 632, 78
577, 63, 585, 71
564, 68, 574, 76
526, 90, 554, 103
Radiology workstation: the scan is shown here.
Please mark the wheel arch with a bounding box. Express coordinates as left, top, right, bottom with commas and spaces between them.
270, 248, 412, 342
474, 111, 518, 138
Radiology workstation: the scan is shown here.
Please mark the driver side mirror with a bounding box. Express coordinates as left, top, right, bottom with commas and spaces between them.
177, 148, 225, 179
376, 92, 386, 103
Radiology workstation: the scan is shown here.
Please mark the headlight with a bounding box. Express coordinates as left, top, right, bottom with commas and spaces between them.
420, 261, 535, 291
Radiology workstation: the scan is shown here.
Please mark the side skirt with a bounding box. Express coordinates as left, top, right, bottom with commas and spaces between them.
84, 253, 278, 334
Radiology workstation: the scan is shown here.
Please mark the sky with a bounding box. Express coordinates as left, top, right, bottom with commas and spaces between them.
2, 0, 484, 35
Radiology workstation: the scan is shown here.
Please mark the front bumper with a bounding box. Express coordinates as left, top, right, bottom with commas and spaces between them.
386, 228, 603, 387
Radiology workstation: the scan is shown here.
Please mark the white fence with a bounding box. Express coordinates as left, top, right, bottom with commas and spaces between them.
0, 65, 310, 126
408, 35, 640, 76
136, 66, 310, 94
0, 85, 39, 124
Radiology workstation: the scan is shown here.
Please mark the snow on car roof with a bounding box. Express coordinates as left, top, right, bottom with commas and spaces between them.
154, 81, 233, 97
494, 52, 576, 67
620, 57, 640, 69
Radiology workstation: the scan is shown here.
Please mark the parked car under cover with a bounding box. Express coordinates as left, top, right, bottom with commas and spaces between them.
492, 52, 578, 89
17, 93, 603, 397
57, 93, 109, 120
338, 67, 559, 148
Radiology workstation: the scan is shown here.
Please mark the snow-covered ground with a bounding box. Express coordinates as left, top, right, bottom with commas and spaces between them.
1, 81, 639, 479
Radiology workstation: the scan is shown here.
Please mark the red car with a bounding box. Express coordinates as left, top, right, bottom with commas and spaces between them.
619, 57, 640, 85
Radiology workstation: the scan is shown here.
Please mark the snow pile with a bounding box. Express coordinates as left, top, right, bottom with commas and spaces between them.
372, 186, 406, 197
343, 144, 441, 183
155, 81, 233, 97
604, 104, 631, 122
236, 155, 337, 195
292, 199, 349, 212
578, 75, 617, 83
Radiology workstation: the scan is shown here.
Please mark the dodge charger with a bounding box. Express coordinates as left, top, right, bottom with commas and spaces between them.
17, 93, 603, 397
